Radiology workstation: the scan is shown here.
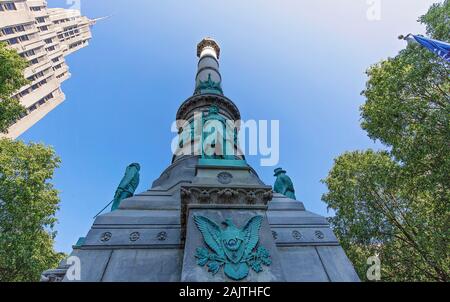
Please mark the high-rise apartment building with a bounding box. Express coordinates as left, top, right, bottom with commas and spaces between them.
0, 0, 97, 139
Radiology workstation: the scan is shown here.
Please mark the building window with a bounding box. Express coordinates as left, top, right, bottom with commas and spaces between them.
38, 25, 49, 31
1, 25, 29, 36
69, 41, 84, 49
19, 35, 29, 42
56, 72, 66, 79
22, 49, 36, 57
27, 70, 46, 82
44, 38, 53, 44
18, 89, 30, 98
22, 93, 55, 118
36, 17, 46, 23
2, 27, 14, 35
4, 3, 17, 11
7, 38, 18, 45
30, 6, 42, 12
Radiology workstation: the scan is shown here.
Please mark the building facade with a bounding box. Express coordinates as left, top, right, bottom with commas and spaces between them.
42, 38, 359, 282
0, 0, 96, 139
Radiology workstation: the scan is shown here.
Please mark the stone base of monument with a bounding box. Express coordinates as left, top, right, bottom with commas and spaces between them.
42, 156, 359, 282
181, 207, 285, 282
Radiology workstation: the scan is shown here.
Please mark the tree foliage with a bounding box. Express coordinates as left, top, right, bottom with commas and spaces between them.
322, 1, 449, 281
0, 42, 28, 134
0, 139, 64, 281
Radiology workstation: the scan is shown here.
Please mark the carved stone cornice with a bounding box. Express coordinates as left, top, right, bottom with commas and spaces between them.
180, 184, 273, 240
197, 38, 221, 59
181, 186, 273, 205
176, 94, 241, 126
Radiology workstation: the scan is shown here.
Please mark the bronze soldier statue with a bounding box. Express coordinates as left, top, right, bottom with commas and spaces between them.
111, 163, 140, 211
273, 167, 296, 200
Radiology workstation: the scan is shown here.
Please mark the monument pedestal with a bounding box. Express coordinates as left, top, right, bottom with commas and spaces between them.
179, 164, 283, 281
42, 37, 360, 282
181, 204, 285, 282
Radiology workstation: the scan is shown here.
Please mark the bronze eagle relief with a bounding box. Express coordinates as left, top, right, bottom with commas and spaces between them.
193, 215, 272, 280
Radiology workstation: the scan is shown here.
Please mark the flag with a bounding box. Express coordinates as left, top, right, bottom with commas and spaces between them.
410, 35, 450, 63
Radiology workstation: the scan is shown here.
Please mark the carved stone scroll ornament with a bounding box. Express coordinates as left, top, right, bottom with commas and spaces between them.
180, 186, 273, 206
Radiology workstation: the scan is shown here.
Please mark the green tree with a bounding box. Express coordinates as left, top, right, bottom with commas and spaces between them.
0, 41, 64, 281
0, 42, 28, 134
322, 1, 449, 281
0, 140, 65, 281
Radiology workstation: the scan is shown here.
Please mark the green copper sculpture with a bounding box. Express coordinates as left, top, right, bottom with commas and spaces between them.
194, 215, 271, 280
195, 73, 223, 95
201, 105, 237, 160
111, 163, 140, 211
273, 168, 296, 200
202, 105, 225, 159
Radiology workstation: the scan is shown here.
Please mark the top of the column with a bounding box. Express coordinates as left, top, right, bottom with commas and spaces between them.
194, 38, 223, 95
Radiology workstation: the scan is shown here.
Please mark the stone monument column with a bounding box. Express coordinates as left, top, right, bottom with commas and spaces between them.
180, 166, 286, 281
42, 37, 359, 283
177, 38, 285, 281
195, 38, 223, 95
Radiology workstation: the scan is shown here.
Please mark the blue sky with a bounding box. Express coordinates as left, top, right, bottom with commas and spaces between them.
20, 0, 438, 253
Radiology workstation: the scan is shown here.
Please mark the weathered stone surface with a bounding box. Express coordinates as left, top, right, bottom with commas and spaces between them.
316, 246, 361, 282
181, 209, 285, 282
278, 247, 330, 282
62, 249, 112, 282
101, 249, 183, 282
83, 227, 181, 247
55, 155, 359, 282
93, 209, 180, 226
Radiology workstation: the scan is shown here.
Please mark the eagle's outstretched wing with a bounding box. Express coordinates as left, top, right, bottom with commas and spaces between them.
194, 215, 225, 258
242, 215, 263, 255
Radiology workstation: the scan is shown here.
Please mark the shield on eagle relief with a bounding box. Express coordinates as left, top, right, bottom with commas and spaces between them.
193, 215, 272, 280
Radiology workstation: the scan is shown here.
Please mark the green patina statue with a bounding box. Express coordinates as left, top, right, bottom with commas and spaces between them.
273, 168, 296, 200
111, 163, 140, 211
201, 105, 238, 160
202, 105, 225, 159
194, 215, 271, 280
195, 73, 223, 95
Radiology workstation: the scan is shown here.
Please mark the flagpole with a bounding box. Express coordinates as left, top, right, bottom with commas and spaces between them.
398, 33, 412, 40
